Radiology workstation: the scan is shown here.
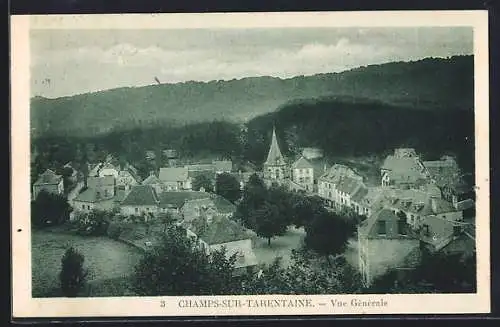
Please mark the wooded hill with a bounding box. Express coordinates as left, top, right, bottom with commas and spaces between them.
30, 55, 473, 138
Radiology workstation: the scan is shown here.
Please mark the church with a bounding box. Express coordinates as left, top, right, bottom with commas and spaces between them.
262, 126, 322, 192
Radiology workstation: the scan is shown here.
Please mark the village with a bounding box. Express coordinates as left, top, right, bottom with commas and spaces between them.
31, 125, 476, 292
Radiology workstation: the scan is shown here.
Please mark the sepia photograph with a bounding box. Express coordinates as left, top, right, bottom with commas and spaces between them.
11, 11, 490, 318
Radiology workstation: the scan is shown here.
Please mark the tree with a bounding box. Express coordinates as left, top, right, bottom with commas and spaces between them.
31, 190, 72, 228
215, 172, 241, 203
242, 247, 363, 294
289, 194, 325, 228
158, 211, 175, 233
59, 247, 88, 297
304, 210, 356, 264
132, 225, 239, 296
251, 202, 288, 246
192, 174, 214, 192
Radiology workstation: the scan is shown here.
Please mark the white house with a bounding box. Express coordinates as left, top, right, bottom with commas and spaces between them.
291, 156, 314, 192
120, 185, 160, 218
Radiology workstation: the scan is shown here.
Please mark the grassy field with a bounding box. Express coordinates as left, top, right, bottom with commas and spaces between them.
32, 229, 143, 297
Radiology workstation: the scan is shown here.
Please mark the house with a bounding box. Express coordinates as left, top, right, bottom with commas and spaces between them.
380, 148, 427, 189
120, 185, 160, 218
142, 172, 163, 194
351, 185, 391, 217
159, 167, 192, 191
213, 160, 233, 174
422, 156, 474, 211
99, 163, 119, 179
317, 164, 363, 210
263, 126, 289, 183
87, 175, 115, 198
72, 188, 115, 213
183, 214, 259, 276
116, 166, 141, 191
357, 208, 420, 286
291, 156, 314, 192
32, 169, 64, 199
157, 191, 210, 215
181, 194, 237, 223
383, 188, 463, 230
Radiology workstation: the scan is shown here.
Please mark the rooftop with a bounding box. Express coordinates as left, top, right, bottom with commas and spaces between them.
142, 174, 162, 185
213, 160, 233, 172
87, 175, 115, 189
292, 156, 314, 170
264, 126, 286, 166
185, 215, 255, 245
74, 188, 114, 203
34, 169, 62, 185
158, 191, 210, 208
121, 185, 159, 206
159, 167, 189, 182
319, 164, 362, 183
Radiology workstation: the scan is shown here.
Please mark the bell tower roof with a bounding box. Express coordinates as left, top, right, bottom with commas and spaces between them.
264, 126, 285, 166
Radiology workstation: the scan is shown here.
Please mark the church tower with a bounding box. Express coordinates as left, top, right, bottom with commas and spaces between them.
263, 126, 288, 181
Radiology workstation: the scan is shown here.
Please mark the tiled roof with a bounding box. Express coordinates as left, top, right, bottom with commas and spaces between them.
351, 185, 369, 203
185, 164, 215, 171
88, 176, 115, 189
121, 185, 159, 206
158, 191, 209, 208
213, 160, 233, 172
210, 194, 237, 214
360, 186, 391, 208
337, 176, 363, 195
142, 174, 162, 185
34, 169, 62, 185
431, 198, 457, 214
319, 164, 361, 183
101, 163, 118, 171
159, 167, 189, 182
358, 208, 397, 239
291, 156, 313, 169
186, 215, 255, 245
74, 188, 114, 203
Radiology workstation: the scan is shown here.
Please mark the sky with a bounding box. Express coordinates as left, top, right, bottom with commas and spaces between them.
30, 27, 473, 98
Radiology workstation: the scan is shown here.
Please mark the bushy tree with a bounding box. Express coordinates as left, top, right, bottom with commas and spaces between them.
304, 210, 356, 263
250, 201, 288, 246
31, 190, 72, 228
242, 248, 363, 294
132, 226, 239, 296
192, 174, 214, 192
215, 172, 241, 203
59, 247, 88, 297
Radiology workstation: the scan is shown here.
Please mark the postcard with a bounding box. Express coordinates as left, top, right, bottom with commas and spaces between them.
11, 11, 490, 318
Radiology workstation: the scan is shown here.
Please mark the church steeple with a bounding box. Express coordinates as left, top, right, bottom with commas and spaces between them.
264, 125, 285, 166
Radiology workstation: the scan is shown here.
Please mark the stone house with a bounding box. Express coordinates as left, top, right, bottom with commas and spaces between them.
32, 169, 64, 199
159, 167, 192, 191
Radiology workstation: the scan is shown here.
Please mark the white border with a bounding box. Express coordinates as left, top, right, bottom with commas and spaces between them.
11, 11, 490, 318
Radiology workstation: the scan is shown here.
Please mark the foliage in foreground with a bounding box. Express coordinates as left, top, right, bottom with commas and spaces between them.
59, 246, 88, 297
132, 225, 240, 296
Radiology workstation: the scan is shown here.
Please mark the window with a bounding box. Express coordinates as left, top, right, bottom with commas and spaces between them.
135, 207, 139, 213
87, 205, 91, 210
377, 220, 386, 235
398, 220, 408, 235
81, 204, 85, 210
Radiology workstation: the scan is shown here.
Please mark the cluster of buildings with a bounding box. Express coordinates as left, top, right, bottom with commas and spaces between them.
32, 155, 259, 274
261, 127, 476, 287
32, 126, 477, 285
